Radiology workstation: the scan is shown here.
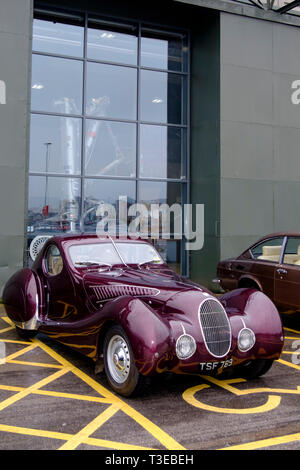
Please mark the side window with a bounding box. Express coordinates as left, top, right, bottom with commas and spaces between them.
251, 237, 284, 263
45, 244, 63, 276
283, 237, 300, 266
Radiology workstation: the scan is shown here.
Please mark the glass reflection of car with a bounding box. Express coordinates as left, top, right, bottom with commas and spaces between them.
216, 232, 300, 314
3, 235, 284, 397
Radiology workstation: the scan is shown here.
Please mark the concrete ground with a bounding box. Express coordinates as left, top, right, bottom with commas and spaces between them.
0, 305, 300, 451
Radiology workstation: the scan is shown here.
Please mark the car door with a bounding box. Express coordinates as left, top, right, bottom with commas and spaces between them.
247, 236, 285, 299
274, 236, 300, 312
42, 243, 77, 321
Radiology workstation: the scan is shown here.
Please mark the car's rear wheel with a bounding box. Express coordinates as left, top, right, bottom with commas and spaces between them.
238, 359, 274, 379
15, 326, 37, 340
103, 325, 146, 397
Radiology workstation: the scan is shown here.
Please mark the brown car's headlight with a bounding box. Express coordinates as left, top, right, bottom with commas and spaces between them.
176, 334, 196, 360
238, 328, 256, 352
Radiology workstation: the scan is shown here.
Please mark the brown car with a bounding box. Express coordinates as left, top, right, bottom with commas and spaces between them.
216, 233, 300, 313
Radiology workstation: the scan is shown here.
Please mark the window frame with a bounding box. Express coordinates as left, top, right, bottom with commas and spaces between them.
250, 236, 286, 264
28, 7, 190, 276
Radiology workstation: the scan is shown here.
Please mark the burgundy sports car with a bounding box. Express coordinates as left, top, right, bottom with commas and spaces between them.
3, 234, 284, 396
216, 232, 300, 314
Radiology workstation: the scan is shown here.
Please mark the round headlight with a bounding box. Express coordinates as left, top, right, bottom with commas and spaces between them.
176, 334, 196, 360
238, 328, 256, 352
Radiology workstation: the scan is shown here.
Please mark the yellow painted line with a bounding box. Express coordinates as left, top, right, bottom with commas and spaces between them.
219, 432, 300, 450
1, 316, 14, 326
182, 384, 281, 414
0, 324, 184, 450
284, 327, 300, 335
4, 343, 38, 361
34, 338, 185, 450
0, 384, 113, 403
0, 368, 69, 412
6, 359, 63, 369
59, 403, 121, 450
277, 358, 300, 371
203, 374, 300, 397
0, 423, 72, 442
0, 326, 14, 334
0, 423, 154, 450
281, 351, 299, 354
0, 339, 31, 345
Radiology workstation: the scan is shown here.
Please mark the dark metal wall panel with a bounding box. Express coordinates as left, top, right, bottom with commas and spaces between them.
220, 11, 300, 260
189, 11, 221, 289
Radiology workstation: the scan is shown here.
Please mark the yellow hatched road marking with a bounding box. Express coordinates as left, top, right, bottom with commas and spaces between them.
0, 317, 185, 450
0, 423, 154, 450
0, 339, 32, 345
0, 384, 113, 403
277, 358, 300, 370
59, 403, 121, 450
220, 432, 300, 450
4, 343, 38, 362
6, 359, 63, 369
34, 337, 185, 450
0, 368, 69, 412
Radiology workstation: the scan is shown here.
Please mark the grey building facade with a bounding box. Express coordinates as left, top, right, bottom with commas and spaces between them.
1, 0, 300, 294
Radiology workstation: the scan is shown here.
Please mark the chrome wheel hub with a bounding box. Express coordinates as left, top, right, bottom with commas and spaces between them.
107, 335, 130, 384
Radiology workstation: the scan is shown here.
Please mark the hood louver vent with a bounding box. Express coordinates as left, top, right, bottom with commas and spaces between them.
91, 284, 160, 302
198, 298, 231, 358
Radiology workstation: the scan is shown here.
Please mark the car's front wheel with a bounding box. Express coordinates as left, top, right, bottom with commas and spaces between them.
103, 325, 146, 397
238, 359, 274, 379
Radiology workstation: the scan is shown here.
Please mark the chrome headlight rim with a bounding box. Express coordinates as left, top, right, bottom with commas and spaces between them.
176, 333, 197, 360
238, 327, 256, 352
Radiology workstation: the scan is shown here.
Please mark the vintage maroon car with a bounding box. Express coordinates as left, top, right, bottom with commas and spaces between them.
216, 232, 300, 314
3, 234, 284, 396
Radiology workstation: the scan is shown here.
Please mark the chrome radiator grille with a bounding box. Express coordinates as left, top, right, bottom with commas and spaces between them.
198, 298, 231, 357
91, 284, 160, 302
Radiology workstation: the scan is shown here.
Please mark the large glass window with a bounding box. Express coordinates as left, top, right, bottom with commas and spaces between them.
28, 10, 189, 274
31, 55, 83, 114
86, 62, 137, 120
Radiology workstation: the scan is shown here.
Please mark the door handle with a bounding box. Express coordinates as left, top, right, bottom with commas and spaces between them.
277, 268, 287, 275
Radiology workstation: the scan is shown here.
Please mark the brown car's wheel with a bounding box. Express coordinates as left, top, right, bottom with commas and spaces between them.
15, 326, 37, 340
239, 359, 274, 379
103, 325, 146, 397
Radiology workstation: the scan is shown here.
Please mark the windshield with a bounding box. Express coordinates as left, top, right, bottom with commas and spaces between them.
69, 241, 163, 266
116, 243, 163, 265
69, 242, 121, 266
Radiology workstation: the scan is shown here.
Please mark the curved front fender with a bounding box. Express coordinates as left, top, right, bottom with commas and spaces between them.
220, 288, 284, 357
102, 297, 172, 376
